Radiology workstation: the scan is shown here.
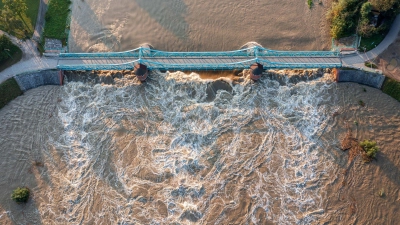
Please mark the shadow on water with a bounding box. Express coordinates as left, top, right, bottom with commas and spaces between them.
69, 1, 122, 52
376, 154, 400, 186
135, 0, 189, 39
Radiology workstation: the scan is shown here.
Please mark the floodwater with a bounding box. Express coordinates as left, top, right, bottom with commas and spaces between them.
1, 71, 399, 224
1, 0, 400, 224
69, 0, 331, 52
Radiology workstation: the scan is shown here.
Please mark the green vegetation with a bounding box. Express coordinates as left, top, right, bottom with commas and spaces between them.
382, 77, 400, 102
11, 187, 30, 203
307, 0, 313, 9
327, 0, 399, 42
358, 100, 365, 106
364, 61, 378, 68
360, 139, 379, 161
0, 35, 23, 72
0, 78, 23, 109
0, 0, 40, 38
43, 0, 71, 40
360, 32, 387, 51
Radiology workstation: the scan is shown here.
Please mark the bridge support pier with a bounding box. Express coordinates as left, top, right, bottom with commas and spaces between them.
134, 64, 149, 81
250, 63, 263, 81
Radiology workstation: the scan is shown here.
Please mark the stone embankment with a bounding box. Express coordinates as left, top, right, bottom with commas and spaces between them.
14, 70, 62, 92
334, 69, 386, 89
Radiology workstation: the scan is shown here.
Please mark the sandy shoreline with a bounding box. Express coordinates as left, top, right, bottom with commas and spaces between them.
0, 72, 399, 224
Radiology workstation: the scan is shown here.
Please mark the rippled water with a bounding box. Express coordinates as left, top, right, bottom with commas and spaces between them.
69, 0, 331, 52
42, 72, 338, 224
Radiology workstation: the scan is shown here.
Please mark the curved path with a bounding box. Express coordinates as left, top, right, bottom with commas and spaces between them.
342, 14, 400, 71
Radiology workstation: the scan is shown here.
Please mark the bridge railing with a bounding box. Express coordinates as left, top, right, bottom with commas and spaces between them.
57, 60, 139, 70
143, 48, 254, 58
58, 46, 340, 59
57, 56, 341, 71
260, 49, 340, 57
142, 58, 257, 70
258, 58, 341, 68
59, 48, 141, 58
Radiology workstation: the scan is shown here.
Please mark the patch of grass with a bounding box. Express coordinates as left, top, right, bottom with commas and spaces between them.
359, 32, 387, 52
0, 78, 23, 110
364, 61, 378, 69
0, 35, 23, 72
382, 77, 400, 102
25, 0, 40, 30
0, 48, 23, 72
11, 187, 30, 203
307, 0, 313, 9
358, 100, 365, 106
43, 0, 72, 40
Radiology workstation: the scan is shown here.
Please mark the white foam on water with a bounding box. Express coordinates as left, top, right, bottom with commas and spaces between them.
47, 71, 337, 224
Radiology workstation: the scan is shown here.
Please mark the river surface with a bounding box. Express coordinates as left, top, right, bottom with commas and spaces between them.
69, 0, 331, 52
1, 0, 400, 224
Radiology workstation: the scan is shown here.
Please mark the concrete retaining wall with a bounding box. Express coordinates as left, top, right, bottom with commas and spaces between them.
14, 69, 62, 92
336, 69, 385, 89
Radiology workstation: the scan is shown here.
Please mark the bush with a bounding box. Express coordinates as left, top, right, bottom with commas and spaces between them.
364, 61, 378, 68
327, 0, 362, 39
382, 77, 400, 102
308, 0, 313, 9
0, 78, 23, 109
11, 187, 30, 203
0, 35, 19, 62
360, 140, 379, 159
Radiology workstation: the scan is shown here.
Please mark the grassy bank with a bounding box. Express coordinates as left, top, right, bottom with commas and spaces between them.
0, 35, 23, 72
328, 0, 399, 49
382, 77, 400, 102
43, 0, 71, 40
0, 0, 40, 38
0, 48, 23, 72
0, 78, 23, 109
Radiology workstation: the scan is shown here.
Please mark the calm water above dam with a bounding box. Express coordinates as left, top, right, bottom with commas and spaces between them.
69, 0, 331, 52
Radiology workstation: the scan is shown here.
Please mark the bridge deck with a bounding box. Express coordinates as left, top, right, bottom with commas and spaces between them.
57, 47, 342, 71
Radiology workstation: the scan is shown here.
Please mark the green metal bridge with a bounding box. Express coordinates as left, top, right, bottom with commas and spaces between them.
57, 46, 342, 71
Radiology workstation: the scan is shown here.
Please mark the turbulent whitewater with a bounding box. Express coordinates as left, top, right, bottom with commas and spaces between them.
35, 71, 338, 224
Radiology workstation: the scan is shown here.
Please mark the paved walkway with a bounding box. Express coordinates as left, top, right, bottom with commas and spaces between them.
0, 0, 57, 84
0, 30, 57, 83
342, 14, 400, 70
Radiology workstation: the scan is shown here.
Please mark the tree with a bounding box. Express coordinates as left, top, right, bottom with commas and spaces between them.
360, 140, 379, 159
1, 0, 30, 32
0, 7, 24, 33
11, 187, 30, 203
369, 0, 398, 12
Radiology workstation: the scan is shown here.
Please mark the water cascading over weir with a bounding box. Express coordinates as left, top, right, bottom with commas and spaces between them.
57, 43, 342, 81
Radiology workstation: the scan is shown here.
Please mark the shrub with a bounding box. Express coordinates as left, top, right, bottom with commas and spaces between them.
382, 78, 400, 102
360, 140, 379, 159
11, 187, 30, 203
0, 78, 23, 109
308, 0, 313, 9
364, 61, 378, 68
0, 35, 19, 62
